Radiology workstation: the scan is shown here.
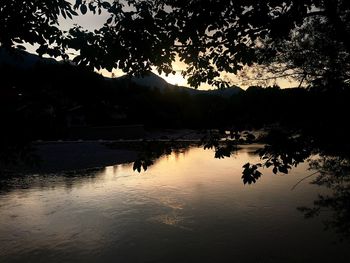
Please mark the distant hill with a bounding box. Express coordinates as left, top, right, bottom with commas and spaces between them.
1, 48, 243, 97
114, 71, 243, 97
117, 71, 170, 90
0, 48, 56, 68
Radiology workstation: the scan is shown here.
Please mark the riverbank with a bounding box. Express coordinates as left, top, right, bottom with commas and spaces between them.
2, 129, 263, 175
32, 141, 139, 174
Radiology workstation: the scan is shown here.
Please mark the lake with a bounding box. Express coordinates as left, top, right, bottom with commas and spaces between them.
1, 144, 349, 262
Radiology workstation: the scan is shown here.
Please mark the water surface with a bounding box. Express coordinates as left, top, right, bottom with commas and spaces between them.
1, 145, 349, 262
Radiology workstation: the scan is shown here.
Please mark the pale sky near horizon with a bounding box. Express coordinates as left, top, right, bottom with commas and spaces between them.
24, 1, 297, 90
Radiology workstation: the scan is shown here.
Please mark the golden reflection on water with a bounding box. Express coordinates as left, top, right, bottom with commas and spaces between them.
1, 145, 347, 263
0, 145, 254, 232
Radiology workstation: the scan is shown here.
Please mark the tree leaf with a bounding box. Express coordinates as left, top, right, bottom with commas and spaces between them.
273, 167, 278, 174
102, 2, 111, 9
106, 17, 113, 24
80, 4, 87, 14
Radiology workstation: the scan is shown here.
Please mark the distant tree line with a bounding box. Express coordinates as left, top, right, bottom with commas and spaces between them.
1, 62, 349, 142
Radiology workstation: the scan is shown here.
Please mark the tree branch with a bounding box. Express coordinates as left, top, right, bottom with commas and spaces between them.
291, 171, 320, 191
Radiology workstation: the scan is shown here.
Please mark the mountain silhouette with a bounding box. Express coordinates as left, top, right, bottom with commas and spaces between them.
0, 48, 56, 68
117, 71, 171, 90
0, 48, 243, 97
114, 71, 243, 97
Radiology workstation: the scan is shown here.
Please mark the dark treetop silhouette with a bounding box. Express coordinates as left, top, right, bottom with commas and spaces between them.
1, 0, 350, 88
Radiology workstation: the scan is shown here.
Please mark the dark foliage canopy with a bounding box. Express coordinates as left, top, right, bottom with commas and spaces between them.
1, 0, 350, 87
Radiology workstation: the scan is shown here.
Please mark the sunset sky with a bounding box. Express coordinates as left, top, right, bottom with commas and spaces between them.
23, 2, 297, 90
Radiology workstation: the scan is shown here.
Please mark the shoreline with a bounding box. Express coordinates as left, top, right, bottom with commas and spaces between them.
30, 141, 139, 174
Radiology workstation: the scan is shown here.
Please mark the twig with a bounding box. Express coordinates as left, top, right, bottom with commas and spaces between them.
297, 73, 307, 88
291, 171, 320, 191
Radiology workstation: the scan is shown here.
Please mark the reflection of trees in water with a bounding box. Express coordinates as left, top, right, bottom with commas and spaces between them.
229, 129, 350, 240
132, 140, 194, 172
0, 167, 104, 194
241, 129, 314, 184
173, 146, 191, 161
114, 130, 350, 241
132, 129, 256, 172
298, 156, 350, 241
1, 128, 350, 240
